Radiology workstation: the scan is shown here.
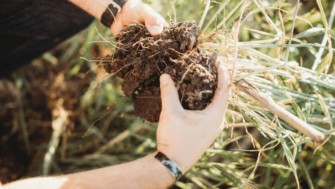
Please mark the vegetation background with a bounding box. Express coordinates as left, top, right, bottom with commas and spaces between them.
0, 0, 334, 188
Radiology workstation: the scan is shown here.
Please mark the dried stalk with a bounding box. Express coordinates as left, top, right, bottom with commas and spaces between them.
18, 93, 31, 155
94, 124, 152, 154
235, 79, 325, 143
42, 99, 68, 175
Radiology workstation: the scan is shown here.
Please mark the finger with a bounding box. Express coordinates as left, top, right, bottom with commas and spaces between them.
138, 4, 166, 36
160, 74, 183, 113
205, 62, 230, 114
110, 0, 143, 36
111, 1, 166, 36
111, 15, 125, 36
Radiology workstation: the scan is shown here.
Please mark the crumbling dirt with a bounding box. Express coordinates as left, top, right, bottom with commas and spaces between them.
102, 21, 218, 122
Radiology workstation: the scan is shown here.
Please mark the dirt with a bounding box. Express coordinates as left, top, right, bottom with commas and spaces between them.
101, 21, 218, 122
0, 63, 92, 184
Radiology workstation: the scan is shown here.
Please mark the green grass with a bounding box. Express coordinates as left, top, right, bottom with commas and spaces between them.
3, 0, 335, 188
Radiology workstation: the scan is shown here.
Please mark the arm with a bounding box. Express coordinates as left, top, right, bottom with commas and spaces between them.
5, 154, 175, 189
68, 0, 167, 36
4, 63, 230, 189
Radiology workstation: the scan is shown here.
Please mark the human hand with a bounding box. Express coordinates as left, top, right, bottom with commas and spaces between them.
156, 62, 230, 173
111, 0, 167, 36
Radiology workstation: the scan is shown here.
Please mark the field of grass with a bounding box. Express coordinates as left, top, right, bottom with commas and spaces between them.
1, 0, 335, 188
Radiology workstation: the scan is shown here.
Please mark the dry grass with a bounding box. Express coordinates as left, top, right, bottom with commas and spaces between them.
0, 0, 335, 188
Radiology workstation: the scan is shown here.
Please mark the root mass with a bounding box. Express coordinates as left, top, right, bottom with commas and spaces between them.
102, 21, 218, 122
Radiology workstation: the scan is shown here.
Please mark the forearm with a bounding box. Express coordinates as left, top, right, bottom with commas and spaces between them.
5, 153, 175, 189
68, 0, 108, 20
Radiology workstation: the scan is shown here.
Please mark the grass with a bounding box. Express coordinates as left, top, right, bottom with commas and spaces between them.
191, 1, 335, 188
1, 0, 335, 188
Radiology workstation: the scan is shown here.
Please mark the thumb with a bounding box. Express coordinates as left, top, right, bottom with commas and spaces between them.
140, 4, 167, 36
205, 62, 230, 114
160, 74, 182, 113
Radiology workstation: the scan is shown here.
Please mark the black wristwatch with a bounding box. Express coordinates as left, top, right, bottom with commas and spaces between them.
101, 0, 127, 27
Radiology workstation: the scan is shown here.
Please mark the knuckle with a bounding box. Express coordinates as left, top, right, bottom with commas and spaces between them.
159, 113, 170, 123
142, 4, 155, 18
160, 108, 185, 122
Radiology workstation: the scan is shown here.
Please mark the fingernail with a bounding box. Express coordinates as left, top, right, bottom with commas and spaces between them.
215, 59, 222, 67
150, 25, 163, 36
160, 74, 169, 86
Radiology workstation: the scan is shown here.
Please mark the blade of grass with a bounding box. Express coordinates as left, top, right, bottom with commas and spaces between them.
198, 0, 231, 37
230, 0, 248, 96
297, 156, 314, 189
264, 146, 274, 186
296, 28, 325, 38
199, 0, 210, 29
209, 0, 245, 33
274, 175, 288, 189
328, 29, 335, 39
213, 163, 257, 189
284, 0, 299, 66
18, 92, 31, 155
69, 21, 97, 76
316, 93, 333, 129
280, 81, 306, 122
312, 0, 335, 72
276, 126, 300, 189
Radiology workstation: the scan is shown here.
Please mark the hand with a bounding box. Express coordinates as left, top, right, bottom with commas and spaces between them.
111, 0, 167, 36
156, 62, 230, 173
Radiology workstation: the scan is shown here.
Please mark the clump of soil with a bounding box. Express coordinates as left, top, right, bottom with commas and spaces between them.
102, 21, 218, 122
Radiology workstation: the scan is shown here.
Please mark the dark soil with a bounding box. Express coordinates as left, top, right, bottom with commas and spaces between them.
102, 21, 218, 122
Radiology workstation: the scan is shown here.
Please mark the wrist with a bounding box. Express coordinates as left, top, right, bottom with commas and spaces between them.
148, 153, 175, 186
109, 0, 141, 29
156, 149, 197, 174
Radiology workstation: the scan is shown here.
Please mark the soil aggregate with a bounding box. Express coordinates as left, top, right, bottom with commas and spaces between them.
102, 21, 218, 122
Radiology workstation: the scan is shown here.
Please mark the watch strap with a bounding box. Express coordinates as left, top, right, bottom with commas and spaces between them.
101, 0, 127, 27
155, 152, 183, 181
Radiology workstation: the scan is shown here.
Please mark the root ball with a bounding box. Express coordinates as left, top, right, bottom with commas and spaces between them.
102, 21, 218, 122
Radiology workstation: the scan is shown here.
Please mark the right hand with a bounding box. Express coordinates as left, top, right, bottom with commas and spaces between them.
156, 62, 230, 173
110, 0, 168, 37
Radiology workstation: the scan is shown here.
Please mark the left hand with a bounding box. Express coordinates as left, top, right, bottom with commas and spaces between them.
111, 0, 168, 36
156, 62, 230, 173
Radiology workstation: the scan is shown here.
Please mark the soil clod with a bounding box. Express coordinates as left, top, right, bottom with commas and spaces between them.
102, 21, 218, 122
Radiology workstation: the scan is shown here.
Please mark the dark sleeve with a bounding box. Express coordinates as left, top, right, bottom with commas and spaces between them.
0, 0, 94, 78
